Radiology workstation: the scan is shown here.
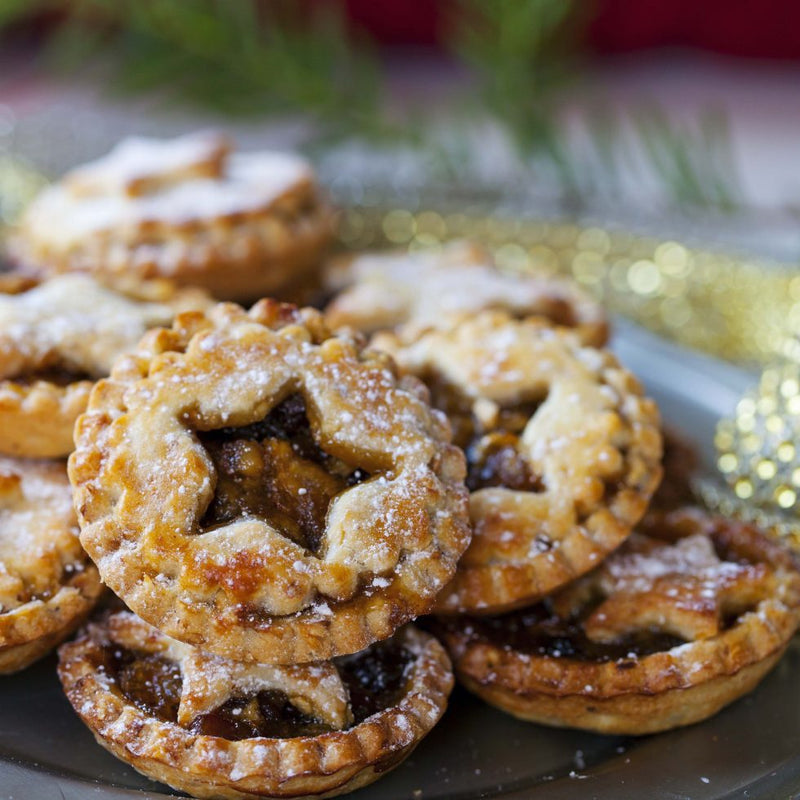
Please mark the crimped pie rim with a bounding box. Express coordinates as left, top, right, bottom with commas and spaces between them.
69, 301, 471, 664
441, 508, 800, 701
57, 617, 453, 798
378, 312, 663, 616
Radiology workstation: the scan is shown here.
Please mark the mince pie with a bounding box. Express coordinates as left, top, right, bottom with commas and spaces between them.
9, 131, 332, 302
324, 240, 608, 346
439, 508, 800, 735
0, 273, 211, 457
58, 612, 453, 800
0, 455, 103, 673
374, 311, 662, 615
69, 301, 470, 664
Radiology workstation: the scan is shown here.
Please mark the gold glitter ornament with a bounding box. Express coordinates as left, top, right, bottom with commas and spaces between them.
710, 361, 800, 547
695, 475, 800, 552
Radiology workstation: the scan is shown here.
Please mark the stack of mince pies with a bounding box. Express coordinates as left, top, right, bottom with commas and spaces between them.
61, 299, 467, 799
1, 133, 799, 799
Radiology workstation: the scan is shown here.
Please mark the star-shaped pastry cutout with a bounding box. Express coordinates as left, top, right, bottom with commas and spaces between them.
572, 533, 775, 643
107, 614, 352, 730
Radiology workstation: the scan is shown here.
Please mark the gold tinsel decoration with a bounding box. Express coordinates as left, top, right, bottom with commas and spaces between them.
335, 206, 800, 368
0, 154, 47, 228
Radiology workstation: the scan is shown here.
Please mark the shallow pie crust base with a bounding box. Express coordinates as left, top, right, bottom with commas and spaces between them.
0, 379, 93, 458
441, 511, 800, 735
450, 633, 787, 736
0, 456, 104, 673
0, 567, 103, 674
58, 624, 453, 800
24, 206, 334, 304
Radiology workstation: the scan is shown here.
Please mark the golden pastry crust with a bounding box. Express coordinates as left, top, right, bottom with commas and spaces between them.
439, 508, 800, 735
374, 311, 662, 615
324, 241, 608, 346
58, 612, 453, 800
70, 301, 470, 664
0, 273, 212, 458
0, 456, 103, 673
0, 379, 94, 459
10, 132, 332, 302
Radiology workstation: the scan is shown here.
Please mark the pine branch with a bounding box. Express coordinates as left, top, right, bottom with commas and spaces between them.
448, 1, 592, 200
447, 0, 740, 211
4, 0, 381, 127
0, 0, 742, 211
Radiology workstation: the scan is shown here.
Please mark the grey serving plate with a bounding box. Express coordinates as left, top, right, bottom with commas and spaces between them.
2, 321, 799, 800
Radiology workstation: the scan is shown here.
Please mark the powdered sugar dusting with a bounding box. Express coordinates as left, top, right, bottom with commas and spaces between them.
0, 456, 81, 613
26, 136, 312, 247
605, 533, 735, 594
0, 274, 192, 377
106, 307, 464, 630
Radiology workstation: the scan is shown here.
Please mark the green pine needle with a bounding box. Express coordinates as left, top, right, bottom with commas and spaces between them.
0, 0, 741, 211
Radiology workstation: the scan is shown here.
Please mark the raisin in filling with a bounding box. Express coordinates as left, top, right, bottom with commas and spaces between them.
424, 374, 543, 493
459, 603, 686, 662
15, 586, 55, 606
189, 690, 333, 740
537, 297, 579, 330
198, 394, 369, 552
103, 648, 182, 723
337, 640, 414, 724
467, 433, 544, 492
101, 646, 332, 739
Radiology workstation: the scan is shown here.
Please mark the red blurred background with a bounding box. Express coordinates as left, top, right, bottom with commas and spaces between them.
342, 0, 800, 59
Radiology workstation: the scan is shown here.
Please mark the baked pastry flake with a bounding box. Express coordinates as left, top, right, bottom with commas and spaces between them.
58, 612, 453, 800
69, 301, 470, 664
0, 455, 103, 673
10, 131, 332, 302
324, 240, 608, 346
439, 508, 800, 735
0, 273, 211, 457
375, 311, 662, 615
